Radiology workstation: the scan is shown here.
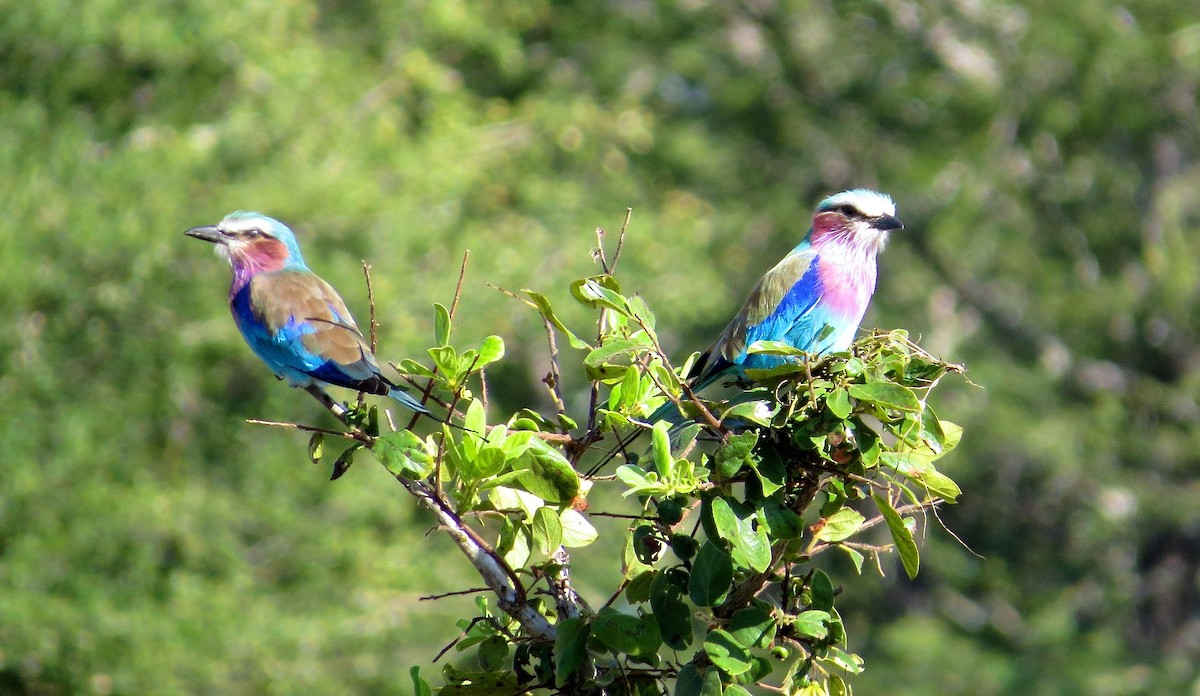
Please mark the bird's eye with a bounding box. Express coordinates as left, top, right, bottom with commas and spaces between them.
245, 228, 261, 238
838, 205, 860, 218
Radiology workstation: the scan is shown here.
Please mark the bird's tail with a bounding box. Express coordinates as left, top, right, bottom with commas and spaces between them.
645, 367, 726, 424
386, 387, 431, 415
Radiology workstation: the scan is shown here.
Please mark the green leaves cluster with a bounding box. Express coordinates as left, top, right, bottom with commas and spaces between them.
312, 269, 963, 695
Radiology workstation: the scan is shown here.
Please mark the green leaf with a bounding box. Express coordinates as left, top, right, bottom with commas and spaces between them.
477, 635, 507, 671
828, 674, 849, 696
498, 518, 531, 569
816, 508, 865, 542
738, 656, 774, 685
758, 500, 803, 539
532, 506, 563, 555
652, 421, 674, 479
396, 358, 436, 378
746, 339, 807, 356
615, 464, 656, 493
919, 470, 961, 502
793, 610, 831, 640
591, 607, 661, 657
523, 290, 592, 350
478, 335, 505, 367
626, 570, 656, 604
373, 431, 434, 479
713, 497, 771, 573
848, 382, 921, 412
725, 685, 754, 696
463, 399, 487, 446
688, 541, 733, 606
462, 444, 506, 480
307, 433, 324, 464
428, 345, 458, 378
710, 496, 741, 542
827, 387, 852, 419
632, 525, 662, 564
511, 440, 579, 503
810, 570, 835, 612
715, 431, 758, 479
674, 664, 703, 696
554, 617, 590, 687
700, 668, 723, 696
721, 399, 773, 426
410, 666, 433, 696
940, 420, 964, 453
570, 275, 628, 314
749, 449, 786, 498
822, 647, 865, 675
616, 362, 643, 410
840, 545, 865, 575
650, 568, 693, 650
560, 509, 598, 547
704, 629, 752, 675
872, 493, 920, 579
434, 302, 451, 347
728, 607, 776, 649
584, 337, 653, 367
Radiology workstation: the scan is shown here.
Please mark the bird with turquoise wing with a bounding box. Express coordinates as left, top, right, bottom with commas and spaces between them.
185, 211, 430, 415
658, 188, 903, 419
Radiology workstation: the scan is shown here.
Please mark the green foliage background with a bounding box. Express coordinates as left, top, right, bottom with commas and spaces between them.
1, 0, 1197, 693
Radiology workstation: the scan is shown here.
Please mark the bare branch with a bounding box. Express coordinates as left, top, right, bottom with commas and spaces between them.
610, 207, 632, 272
302, 386, 557, 642
420, 587, 490, 601
449, 249, 471, 321
245, 418, 357, 440
542, 315, 568, 416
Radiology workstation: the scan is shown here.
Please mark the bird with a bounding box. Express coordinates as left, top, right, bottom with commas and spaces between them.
660, 188, 903, 416
185, 211, 430, 415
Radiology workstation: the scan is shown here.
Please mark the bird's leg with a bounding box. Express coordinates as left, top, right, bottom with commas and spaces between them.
305, 385, 351, 422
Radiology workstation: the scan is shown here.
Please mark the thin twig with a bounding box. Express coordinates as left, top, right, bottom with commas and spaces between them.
449, 249, 471, 320
363, 261, 378, 353
301, 387, 557, 642
487, 283, 539, 308
610, 207, 632, 272
361, 261, 377, 410
542, 316, 568, 415
420, 586, 491, 601
587, 511, 650, 520
432, 616, 485, 663
595, 227, 609, 274
245, 419, 358, 440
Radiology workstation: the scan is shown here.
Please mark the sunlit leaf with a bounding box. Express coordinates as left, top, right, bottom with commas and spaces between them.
816, 508, 865, 542
434, 302, 451, 347
704, 628, 752, 675
848, 382, 921, 412
373, 431, 434, 479
872, 493, 919, 579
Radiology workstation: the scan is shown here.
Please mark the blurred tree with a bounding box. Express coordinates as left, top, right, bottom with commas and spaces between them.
0, 0, 1197, 693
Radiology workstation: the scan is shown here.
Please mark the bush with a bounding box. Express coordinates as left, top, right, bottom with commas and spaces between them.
288, 232, 965, 695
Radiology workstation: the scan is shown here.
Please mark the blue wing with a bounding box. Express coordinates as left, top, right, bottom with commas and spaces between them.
690, 247, 835, 389
232, 271, 385, 392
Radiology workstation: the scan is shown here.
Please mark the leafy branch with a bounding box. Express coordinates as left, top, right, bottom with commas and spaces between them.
248, 213, 967, 696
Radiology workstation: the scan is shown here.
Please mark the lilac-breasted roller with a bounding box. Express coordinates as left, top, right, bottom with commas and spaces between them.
186, 211, 429, 415
671, 189, 902, 410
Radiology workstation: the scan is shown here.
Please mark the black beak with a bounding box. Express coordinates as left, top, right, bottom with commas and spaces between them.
185, 225, 224, 243
874, 214, 904, 232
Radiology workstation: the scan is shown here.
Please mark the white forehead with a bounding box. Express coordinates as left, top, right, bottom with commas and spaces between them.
218, 211, 272, 232
821, 189, 896, 218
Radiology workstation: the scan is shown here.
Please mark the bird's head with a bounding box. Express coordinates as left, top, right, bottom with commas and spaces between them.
810, 189, 903, 253
185, 211, 309, 276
